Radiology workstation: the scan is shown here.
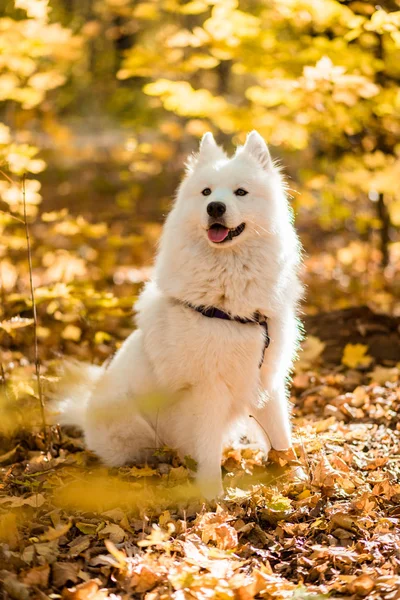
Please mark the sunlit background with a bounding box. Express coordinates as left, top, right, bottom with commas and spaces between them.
1, 0, 400, 323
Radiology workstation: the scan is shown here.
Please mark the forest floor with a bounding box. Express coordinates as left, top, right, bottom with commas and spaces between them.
1, 208, 400, 599
1, 305, 400, 600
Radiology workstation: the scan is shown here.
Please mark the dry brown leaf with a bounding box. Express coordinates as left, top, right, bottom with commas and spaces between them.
199, 512, 238, 550
268, 447, 297, 465
0, 446, 20, 465
35, 541, 60, 564
0, 494, 46, 508
130, 564, 161, 593
330, 512, 358, 532
62, 580, 106, 600
349, 574, 375, 596
40, 521, 72, 542
52, 562, 80, 589
98, 523, 126, 544
372, 479, 400, 500
101, 508, 125, 522
312, 455, 339, 489
312, 454, 357, 493
368, 365, 399, 385
67, 536, 91, 558
21, 565, 50, 588
352, 493, 376, 513
1, 573, 30, 600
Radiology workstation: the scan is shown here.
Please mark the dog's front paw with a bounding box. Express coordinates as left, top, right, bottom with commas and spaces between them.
267, 447, 308, 484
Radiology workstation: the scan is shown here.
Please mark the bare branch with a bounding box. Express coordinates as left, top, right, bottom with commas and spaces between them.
22, 174, 48, 444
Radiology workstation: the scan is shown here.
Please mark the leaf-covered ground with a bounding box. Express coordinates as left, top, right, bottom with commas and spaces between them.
1, 211, 400, 599
1, 315, 400, 600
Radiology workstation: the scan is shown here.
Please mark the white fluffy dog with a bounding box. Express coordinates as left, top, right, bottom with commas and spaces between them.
56, 131, 302, 498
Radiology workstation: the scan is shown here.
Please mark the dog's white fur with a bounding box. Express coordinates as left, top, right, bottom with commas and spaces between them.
56, 131, 303, 498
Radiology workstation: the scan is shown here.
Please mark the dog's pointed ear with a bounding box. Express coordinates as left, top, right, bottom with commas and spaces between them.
185, 132, 226, 173
242, 131, 272, 170
199, 132, 219, 155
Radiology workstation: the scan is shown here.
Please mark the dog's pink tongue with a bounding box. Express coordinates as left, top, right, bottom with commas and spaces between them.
208, 226, 229, 243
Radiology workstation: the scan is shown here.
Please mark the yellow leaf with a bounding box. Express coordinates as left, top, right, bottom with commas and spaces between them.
29, 71, 66, 91
0, 513, 19, 548
185, 54, 219, 70
15, 0, 49, 19
133, 3, 159, 19
158, 510, 172, 527
389, 200, 400, 226
342, 344, 372, 369
143, 80, 227, 118
94, 331, 111, 345
297, 489, 311, 500
129, 465, 158, 478
179, 0, 208, 15
62, 325, 81, 342
37, 326, 50, 339
0, 123, 11, 144
0, 317, 34, 334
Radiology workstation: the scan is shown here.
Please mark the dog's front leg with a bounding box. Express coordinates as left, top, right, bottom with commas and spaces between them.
191, 409, 226, 499
169, 386, 229, 499
254, 384, 292, 450
196, 454, 224, 500
255, 310, 299, 450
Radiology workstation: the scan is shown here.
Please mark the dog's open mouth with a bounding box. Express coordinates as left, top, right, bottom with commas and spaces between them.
207, 222, 246, 243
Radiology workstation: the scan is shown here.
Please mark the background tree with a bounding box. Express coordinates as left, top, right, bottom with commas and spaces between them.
117, 0, 400, 269
1, 0, 400, 318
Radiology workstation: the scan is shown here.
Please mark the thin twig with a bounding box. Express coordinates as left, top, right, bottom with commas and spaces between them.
0, 362, 10, 403
0, 174, 25, 309
297, 429, 313, 486
0, 263, 5, 319
0, 168, 14, 185
0, 209, 24, 224
249, 412, 300, 464
249, 413, 272, 448
22, 174, 48, 444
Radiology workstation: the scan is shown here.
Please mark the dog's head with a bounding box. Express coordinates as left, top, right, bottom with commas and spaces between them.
175, 131, 285, 248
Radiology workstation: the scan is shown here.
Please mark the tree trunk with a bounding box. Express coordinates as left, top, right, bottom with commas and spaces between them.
374, 34, 392, 269
377, 193, 390, 267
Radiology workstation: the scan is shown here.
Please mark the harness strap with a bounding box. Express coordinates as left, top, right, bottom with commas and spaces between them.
184, 302, 270, 368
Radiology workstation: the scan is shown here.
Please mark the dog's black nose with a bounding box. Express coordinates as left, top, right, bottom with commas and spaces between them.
207, 202, 226, 218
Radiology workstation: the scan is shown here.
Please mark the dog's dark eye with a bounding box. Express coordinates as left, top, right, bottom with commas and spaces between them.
234, 188, 248, 196
202, 188, 212, 196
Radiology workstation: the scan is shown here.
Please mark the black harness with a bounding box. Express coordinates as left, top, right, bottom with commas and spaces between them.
184, 302, 270, 368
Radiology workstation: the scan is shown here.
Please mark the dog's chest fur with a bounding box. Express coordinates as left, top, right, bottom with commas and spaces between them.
154, 226, 291, 320
136, 281, 264, 408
